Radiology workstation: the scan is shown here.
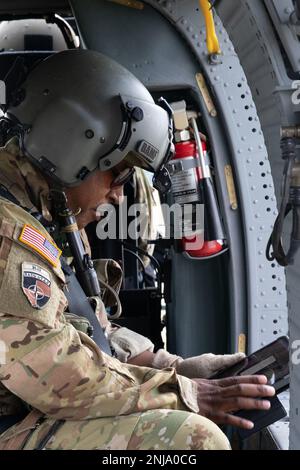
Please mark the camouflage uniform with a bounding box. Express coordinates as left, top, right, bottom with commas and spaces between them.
0, 139, 230, 450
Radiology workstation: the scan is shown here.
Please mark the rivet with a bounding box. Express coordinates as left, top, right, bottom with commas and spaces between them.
85, 129, 94, 139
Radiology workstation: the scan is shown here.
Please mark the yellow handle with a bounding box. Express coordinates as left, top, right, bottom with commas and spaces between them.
199, 0, 221, 55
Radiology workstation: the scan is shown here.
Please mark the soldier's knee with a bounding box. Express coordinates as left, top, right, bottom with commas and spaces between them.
126, 409, 230, 450
172, 413, 231, 450
196, 416, 231, 450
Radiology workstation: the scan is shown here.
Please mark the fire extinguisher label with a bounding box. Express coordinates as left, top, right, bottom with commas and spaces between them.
170, 165, 199, 204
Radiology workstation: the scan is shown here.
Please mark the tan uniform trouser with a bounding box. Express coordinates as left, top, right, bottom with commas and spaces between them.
0, 409, 230, 450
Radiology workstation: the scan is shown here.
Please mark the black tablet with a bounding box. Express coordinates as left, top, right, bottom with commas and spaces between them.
212, 336, 289, 391
211, 336, 290, 439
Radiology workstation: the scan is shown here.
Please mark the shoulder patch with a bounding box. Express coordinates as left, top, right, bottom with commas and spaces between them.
19, 224, 61, 267
21, 262, 52, 310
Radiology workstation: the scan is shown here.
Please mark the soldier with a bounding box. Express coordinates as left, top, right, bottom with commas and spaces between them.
0, 49, 275, 450
0, 14, 246, 370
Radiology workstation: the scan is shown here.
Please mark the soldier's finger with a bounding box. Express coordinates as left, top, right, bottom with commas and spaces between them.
219, 383, 275, 398
214, 375, 268, 387
212, 412, 254, 430
220, 397, 271, 413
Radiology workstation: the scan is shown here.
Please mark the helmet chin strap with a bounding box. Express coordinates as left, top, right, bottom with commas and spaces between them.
152, 165, 172, 194
50, 189, 101, 297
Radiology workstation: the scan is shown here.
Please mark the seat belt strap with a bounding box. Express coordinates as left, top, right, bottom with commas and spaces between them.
61, 259, 112, 355
0, 185, 112, 356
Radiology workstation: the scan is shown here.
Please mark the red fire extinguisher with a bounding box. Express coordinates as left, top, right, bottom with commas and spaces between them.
168, 126, 225, 258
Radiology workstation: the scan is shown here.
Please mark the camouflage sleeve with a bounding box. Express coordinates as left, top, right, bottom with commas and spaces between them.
0, 317, 199, 420
0, 216, 199, 420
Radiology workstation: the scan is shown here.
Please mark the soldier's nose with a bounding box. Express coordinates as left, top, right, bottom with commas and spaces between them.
109, 185, 124, 205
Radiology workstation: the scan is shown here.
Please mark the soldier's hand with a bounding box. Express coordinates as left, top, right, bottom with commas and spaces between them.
192, 375, 275, 430
175, 352, 246, 378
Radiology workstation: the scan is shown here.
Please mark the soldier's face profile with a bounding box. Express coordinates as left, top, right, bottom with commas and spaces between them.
65, 169, 124, 229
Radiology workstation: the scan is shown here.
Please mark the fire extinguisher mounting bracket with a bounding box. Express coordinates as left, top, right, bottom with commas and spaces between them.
167, 158, 200, 175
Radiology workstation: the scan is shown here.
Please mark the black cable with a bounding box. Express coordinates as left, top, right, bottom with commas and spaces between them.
120, 240, 162, 278
266, 205, 292, 266
267, 159, 294, 265
266, 138, 298, 266
123, 247, 147, 285
119, 240, 162, 293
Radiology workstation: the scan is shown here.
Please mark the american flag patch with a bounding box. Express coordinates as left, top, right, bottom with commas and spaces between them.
19, 224, 62, 267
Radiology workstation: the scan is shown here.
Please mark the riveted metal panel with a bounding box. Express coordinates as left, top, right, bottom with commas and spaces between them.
217, 0, 296, 449
146, 0, 288, 352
